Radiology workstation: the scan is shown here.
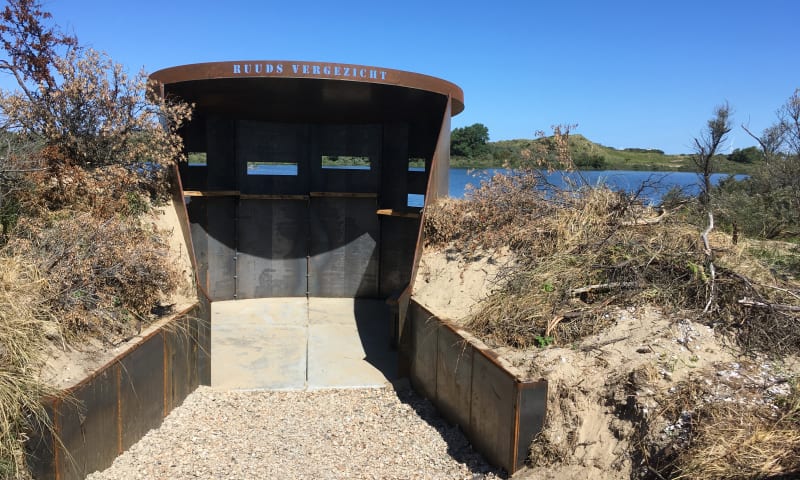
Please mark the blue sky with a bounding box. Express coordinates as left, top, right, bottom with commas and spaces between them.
3, 0, 799, 154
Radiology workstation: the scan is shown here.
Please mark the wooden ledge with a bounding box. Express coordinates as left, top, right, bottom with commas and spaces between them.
309, 192, 378, 198
376, 209, 421, 219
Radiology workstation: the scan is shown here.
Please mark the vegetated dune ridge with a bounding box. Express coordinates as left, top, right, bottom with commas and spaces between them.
36, 198, 196, 390
415, 186, 800, 479
414, 245, 799, 480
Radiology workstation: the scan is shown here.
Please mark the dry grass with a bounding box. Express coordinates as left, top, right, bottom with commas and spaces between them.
6, 211, 179, 340
0, 160, 182, 476
424, 169, 800, 354
635, 367, 800, 480
677, 399, 800, 479
0, 254, 55, 478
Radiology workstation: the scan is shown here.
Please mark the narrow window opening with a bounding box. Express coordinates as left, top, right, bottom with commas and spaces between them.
247, 162, 298, 176
407, 193, 425, 208
321, 155, 371, 170
188, 152, 207, 167
408, 157, 425, 172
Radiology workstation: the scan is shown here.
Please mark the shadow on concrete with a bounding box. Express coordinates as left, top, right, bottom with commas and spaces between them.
352, 298, 398, 383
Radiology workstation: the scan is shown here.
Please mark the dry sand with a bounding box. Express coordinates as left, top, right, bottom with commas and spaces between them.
412, 244, 800, 479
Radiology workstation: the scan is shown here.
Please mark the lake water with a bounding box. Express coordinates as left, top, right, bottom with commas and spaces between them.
446, 169, 746, 205
244, 164, 744, 207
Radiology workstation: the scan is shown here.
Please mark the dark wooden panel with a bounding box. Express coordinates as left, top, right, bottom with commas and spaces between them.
206, 197, 236, 300
379, 216, 420, 297
236, 199, 309, 298
309, 197, 379, 297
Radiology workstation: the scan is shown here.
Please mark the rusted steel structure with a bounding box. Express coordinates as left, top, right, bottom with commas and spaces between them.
407, 300, 547, 473
26, 62, 546, 477
149, 60, 463, 302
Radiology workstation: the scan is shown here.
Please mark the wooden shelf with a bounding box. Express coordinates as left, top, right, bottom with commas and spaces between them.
376, 209, 421, 219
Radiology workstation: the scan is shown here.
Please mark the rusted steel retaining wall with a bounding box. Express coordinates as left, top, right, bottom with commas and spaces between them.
407, 299, 547, 474
26, 298, 211, 480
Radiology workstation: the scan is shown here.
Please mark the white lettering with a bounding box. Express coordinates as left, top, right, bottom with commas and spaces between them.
233, 64, 241, 74
254, 64, 262, 73
276, 64, 284, 73
334, 66, 341, 76
359, 68, 366, 78
312, 65, 320, 74
344, 67, 350, 76
243, 64, 251, 73
323, 66, 331, 75
369, 69, 377, 79
380, 71, 387, 80
292, 64, 299, 73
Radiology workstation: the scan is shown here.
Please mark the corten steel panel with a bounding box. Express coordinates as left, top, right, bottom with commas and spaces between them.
379, 123, 409, 210
469, 351, 517, 471
196, 294, 212, 385
409, 301, 438, 401
403, 98, 453, 302
186, 196, 209, 294
24, 400, 56, 480
55, 368, 119, 480
236, 121, 309, 195
206, 197, 236, 300
310, 124, 381, 193
164, 316, 195, 415
430, 102, 451, 199
119, 334, 165, 452
516, 381, 548, 471
150, 61, 464, 115
308, 197, 379, 297
206, 115, 237, 190
237, 199, 309, 298
435, 325, 474, 430
379, 216, 420, 297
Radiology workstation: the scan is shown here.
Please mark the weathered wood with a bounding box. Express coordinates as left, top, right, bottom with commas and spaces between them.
738, 298, 800, 312
376, 209, 420, 218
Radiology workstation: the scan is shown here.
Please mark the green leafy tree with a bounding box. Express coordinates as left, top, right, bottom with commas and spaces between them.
451, 123, 490, 157
727, 146, 760, 164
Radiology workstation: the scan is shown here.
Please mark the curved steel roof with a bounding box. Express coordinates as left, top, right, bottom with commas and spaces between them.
150, 60, 464, 115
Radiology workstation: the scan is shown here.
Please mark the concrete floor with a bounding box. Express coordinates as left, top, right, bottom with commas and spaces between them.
211, 297, 398, 390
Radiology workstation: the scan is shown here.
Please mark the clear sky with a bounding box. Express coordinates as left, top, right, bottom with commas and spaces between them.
3, 0, 798, 154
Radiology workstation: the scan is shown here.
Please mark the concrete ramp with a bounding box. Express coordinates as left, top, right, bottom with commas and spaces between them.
211, 297, 397, 390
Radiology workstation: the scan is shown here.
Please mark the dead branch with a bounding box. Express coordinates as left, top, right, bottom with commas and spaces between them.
570, 282, 639, 296
738, 298, 800, 312
702, 211, 716, 314
621, 208, 669, 227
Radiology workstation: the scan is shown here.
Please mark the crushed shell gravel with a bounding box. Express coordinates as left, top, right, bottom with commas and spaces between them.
86, 385, 504, 480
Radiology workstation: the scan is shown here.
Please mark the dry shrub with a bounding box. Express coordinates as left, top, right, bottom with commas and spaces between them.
0, 253, 54, 478
678, 399, 800, 479
6, 210, 179, 339
17, 160, 165, 218
425, 169, 800, 352
637, 368, 800, 480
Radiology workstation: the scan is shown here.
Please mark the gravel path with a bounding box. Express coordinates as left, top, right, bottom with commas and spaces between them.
86, 385, 504, 480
